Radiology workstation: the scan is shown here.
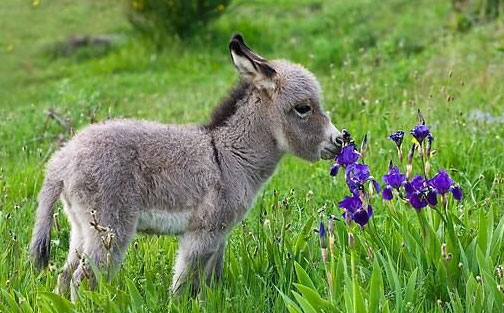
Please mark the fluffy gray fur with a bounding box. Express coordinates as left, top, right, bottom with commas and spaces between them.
30, 34, 342, 301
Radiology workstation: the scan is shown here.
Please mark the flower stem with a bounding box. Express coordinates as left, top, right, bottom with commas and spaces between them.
419, 142, 429, 180
321, 247, 333, 299
416, 210, 427, 239
431, 206, 447, 225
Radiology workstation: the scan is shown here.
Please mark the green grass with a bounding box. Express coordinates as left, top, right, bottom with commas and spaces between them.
1, 0, 504, 312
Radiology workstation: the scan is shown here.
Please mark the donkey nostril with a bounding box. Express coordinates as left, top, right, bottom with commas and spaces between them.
333, 136, 343, 147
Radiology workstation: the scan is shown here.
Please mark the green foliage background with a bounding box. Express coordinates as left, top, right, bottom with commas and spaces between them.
0, 0, 503, 312
125, 0, 232, 40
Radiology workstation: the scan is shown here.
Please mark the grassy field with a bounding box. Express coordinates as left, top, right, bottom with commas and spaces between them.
1, 0, 504, 312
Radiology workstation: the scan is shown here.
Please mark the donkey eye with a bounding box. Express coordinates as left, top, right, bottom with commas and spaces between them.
294, 105, 312, 116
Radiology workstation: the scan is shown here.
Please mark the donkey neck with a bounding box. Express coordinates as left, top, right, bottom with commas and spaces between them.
210, 94, 283, 191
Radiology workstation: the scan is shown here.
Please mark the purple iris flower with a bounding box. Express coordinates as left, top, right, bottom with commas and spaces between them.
338, 194, 373, 227
388, 131, 405, 148
337, 145, 360, 165
347, 163, 370, 182
409, 192, 428, 209
353, 205, 373, 227
410, 124, 431, 144
428, 169, 463, 201
404, 175, 438, 209
383, 166, 407, 188
429, 169, 452, 193
405, 175, 425, 198
346, 163, 380, 195
330, 145, 360, 177
330, 130, 376, 229
381, 166, 407, 200
339, 193, 362, 214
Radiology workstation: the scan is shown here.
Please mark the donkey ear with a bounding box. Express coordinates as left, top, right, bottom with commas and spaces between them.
229, 34, 276, 90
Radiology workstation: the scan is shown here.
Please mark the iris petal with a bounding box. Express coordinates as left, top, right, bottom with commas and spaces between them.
353, 208, 370, 226
338, 194, 362, 213
330, 164, 340, 177
404, 182, 414, 198
372, 179, 381, 193
367, 205, 373, 218
426, 189, 438, 206
409, 192, 428, 210
410, 124, 431, 144
382, 186, 393, 200
451, 185, 463, 201
428, 169, 453, 194
336, 145, 360, 166
382, 166, 407, 189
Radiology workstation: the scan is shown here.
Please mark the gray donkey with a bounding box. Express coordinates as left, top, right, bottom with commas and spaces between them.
30, 34, 343, 301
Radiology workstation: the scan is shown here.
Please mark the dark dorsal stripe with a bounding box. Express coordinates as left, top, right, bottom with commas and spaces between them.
205, 81, 250, 131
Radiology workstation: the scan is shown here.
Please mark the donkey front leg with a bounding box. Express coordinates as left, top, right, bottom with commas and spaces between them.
172, 231, 226, 295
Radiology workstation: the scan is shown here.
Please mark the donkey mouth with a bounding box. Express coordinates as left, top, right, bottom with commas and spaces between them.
321, 145, 341, 160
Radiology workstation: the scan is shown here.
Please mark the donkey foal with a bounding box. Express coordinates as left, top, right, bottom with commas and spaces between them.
30, 34, 343, 301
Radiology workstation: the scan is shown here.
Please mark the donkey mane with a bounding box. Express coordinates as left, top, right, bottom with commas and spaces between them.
205, 81, 250, 130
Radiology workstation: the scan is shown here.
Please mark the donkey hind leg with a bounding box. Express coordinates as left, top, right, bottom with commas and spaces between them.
171, 232, 225, 295
56, 227, 83, 296
56, 195, 84, 296
70, 206, 138, 302
212, 241, 226, 282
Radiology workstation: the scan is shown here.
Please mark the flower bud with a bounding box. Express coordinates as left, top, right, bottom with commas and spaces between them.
408, 143, 416, 165
319, 222, 328, 249
348, 232, 355, 249
425, 160, 431, 176
418, 108, 425, 125
388, 130, 404, 148
360, 134, 368, 159
342, 129, 352, 145
367, 246, 374, 260
406, 164, 413, 180
426, 134, 434, 158
368, 181, 374, 196
328, 216, 334, 235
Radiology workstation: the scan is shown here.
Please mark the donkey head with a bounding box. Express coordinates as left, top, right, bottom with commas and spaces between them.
229, 34, 342, 162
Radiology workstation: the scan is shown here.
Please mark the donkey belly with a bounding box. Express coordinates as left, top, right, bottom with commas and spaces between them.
137, 210, 192, 235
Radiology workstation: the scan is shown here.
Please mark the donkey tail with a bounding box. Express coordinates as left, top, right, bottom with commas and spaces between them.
30, 176, 63, 269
